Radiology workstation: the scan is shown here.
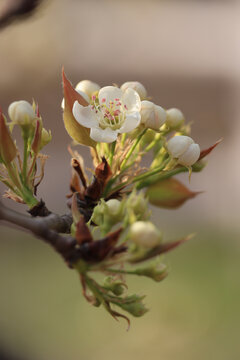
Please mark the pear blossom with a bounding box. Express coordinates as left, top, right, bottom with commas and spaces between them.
72, 86, 141, 143
166, 108, 185, 128
8, 100, 35, 125
121, 81, 147, 100
140, 100, 166, 130
167, 135, 200, 166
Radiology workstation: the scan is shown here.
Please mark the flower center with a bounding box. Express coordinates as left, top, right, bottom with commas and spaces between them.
91, 96, 128, 131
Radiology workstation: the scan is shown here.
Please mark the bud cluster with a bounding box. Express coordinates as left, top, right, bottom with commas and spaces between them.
0, 72, 219, 325
0, 100, 51, 207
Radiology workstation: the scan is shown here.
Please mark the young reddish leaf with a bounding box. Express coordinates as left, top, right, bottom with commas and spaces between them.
199, 138, 223, 160
75, 216, 93, 245
130, 234, 194, 264
62, 69, 96, 148
31, 119, 42, 154
0, 109, 17, 164
71, 158, 87, 189
146, 178, 202, 209
78, 228, 122, 262
95, 157, 112, 187
85, 157, 112, 200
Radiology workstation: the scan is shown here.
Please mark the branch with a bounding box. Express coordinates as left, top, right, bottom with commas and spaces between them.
0, 201, 76, 264
0, 0, 44, 29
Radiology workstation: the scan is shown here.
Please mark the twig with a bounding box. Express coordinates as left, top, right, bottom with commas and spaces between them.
0, 201, 75, 263
0, 0, 44, 29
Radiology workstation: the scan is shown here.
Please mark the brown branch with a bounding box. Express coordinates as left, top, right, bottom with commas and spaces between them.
0, 201, 76, 264
0, 0, 44, 29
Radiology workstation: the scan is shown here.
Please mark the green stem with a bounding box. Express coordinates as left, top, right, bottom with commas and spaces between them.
22, 136, 28, 184
136, 166, 187, 190
109, 141, 116, 167
133, 157, 170, 183
120, 129, 147, 170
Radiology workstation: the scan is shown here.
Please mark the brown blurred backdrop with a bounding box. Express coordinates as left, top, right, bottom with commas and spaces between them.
0, 1, 239, 359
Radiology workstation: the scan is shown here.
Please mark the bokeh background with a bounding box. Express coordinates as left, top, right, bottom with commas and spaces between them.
0, 0, 239, 359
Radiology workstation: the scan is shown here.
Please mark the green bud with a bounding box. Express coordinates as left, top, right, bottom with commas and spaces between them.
40, 128, 52, 149
103, 277, 125, 296
114, 294, 148, 317
91, 199, 124, 233
134, 264, 168, 282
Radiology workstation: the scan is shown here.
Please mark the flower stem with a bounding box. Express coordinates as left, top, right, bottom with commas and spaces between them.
22, 135, 28, 184
120, 129, 147, 170
109, 141, 116, 167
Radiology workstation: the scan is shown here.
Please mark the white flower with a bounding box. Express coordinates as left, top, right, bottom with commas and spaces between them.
8, 100, 35, 125
121, 81, 147, 100
166, 108, 185, 128
140, 100, 166, 130
75, 80, 100, 98
72, 86, 141, 143
167, 135, 200, 166
130, 221, 161, 248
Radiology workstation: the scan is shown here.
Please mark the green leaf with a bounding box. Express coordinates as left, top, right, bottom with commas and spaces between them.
146, 178, 202, 208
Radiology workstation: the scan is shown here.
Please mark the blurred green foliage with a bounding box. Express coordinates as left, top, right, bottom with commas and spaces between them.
0, 224, 239, 360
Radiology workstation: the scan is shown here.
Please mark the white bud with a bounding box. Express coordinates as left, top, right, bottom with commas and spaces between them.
121, 81, 147, 100
8, 100, 35, 125
106, 199, 121, 215
140, 101, 166, 130
178, 143, 200, 166
130, 221, 161, 248
61, 89, 90, 109
167, 135, 194, 158
75, 80, 100, 98
166, 108, 185, 128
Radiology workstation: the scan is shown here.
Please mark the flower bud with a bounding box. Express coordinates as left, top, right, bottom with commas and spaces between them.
40, 128, 52, 149
167, 135, 194, 158
75, 80, 100, 98
178, 143, 200, 166
126, 190, 149, 220
167, 135, 200, 166
166, 108, 185, 128
140, 101, 166, 130
91, 199, 124, 234
130, 221, 161, 248
106, 199, 121, 215
121, 81, 147, 100
8, 100, 35, 125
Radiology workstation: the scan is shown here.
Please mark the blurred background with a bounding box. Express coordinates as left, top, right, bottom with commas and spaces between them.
0, 0, 239, 359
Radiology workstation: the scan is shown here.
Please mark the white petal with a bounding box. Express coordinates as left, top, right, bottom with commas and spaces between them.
121, 81, 147, 100
167, 135, 194, 158
98, 86, 123, 107
75, 80, 100, 98
178, 143, 200, 166
90, 127, 118, 143
122, 88, 141, 112
76, 89, 90, 103
72, 101, 98, 128
118, 112, 141, 134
